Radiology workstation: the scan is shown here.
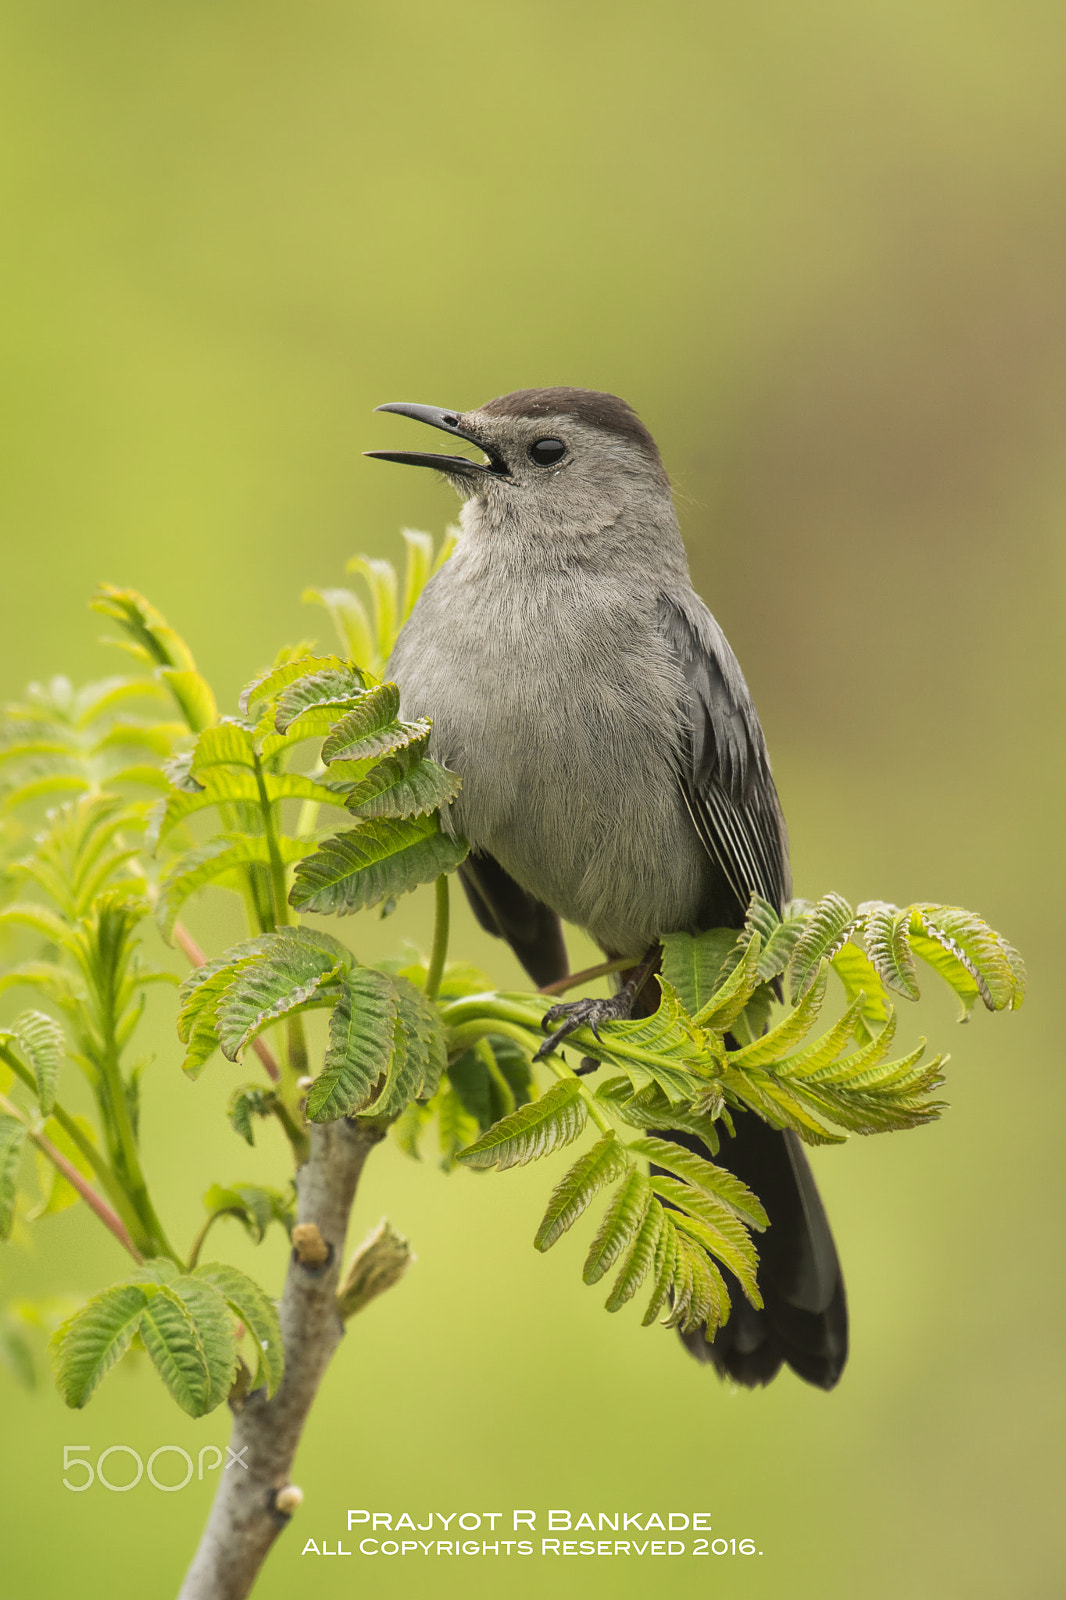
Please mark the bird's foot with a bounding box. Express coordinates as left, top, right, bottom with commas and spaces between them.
534, 993, 634, 1062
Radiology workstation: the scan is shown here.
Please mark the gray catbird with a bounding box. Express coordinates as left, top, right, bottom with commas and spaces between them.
369, 387, 847, 1389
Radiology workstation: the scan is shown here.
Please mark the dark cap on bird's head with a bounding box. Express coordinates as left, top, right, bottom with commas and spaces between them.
366, 386, 669, 491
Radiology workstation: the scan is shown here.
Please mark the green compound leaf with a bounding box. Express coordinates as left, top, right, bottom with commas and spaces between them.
788, 892, 856, 1002
289, 814, 469, 917
193, 1262, 283, 1397
862, 902, 921, 1001
0, 1115, 29, 1240
583, 1167, 653, 1286
157, 834, 315, 941
829, 941, 891, 1041
456, 1078, 587, 1171
728, 963, 829, 1069
50, 1282, 149, 1408
306, 967, 398, 1122
534, 1133, 632, 1251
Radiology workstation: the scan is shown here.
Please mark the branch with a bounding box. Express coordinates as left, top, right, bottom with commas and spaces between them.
177, 1117, 384, 1600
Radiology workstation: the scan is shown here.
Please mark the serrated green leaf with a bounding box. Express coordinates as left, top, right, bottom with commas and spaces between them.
534, 1133, 632, 1250
193, 1262, 283, 1396
11, 1010, 64, 1115
695, 933, 763, 1031
320, 683, 401, 759
629, 1135, 768, 1229
157, 668, 217, 733
435, 1082, 480, 1171
348, 555, 399, 662
301, 588, 376, 667
362, 975, 447, 1119
728, 964, 829, 1069
239, 654, 357, 716
189, 722, 256, 776
217, 955, 345, 1062
655, 1190, 761, 1303
307, 967, 398, 1121
138, 1278, 237, 1418
51, 1283, 149, 1407
604, 1198, 663, 1311
344, 755, 462, 821
0, 1115, 28, 1240
642, 1213, 680, 1326
157, 834, 315, 940
227, 1085, 275, 1147
593, 1077, 724, 1156
289, 814, 469, 917
862, 902, 921, 1001
828, 941, 892, 1041
666, 1234, 728, 1335
457, 1078, 587, 1170
151, 768, 345, 846
908, 904, 1024, 1014
788, 892, 856, 1001
660, 928, 740, 1019
91, 585, 195, 672
200, 1182, 293, 1244
583, 1167, 653, 1286
274, 668, 371, 732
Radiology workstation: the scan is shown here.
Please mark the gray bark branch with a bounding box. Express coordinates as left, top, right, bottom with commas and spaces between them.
177, 1117, 382, 1600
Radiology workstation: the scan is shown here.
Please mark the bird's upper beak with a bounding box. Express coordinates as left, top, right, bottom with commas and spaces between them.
365, 403, 508, 479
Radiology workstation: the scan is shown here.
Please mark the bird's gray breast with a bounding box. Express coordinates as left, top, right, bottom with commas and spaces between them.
387, 550, 710, 955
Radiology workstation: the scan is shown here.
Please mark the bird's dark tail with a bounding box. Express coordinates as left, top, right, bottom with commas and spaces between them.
658, 1117, 848, 1389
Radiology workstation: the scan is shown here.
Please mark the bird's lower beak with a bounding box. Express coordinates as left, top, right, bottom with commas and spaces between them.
365, 402, 507, 479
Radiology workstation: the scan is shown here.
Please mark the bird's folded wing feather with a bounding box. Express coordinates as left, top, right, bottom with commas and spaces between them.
658, 593, 791, 917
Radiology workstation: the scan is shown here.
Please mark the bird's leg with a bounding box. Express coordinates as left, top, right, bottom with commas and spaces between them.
535, 945, 661, 1062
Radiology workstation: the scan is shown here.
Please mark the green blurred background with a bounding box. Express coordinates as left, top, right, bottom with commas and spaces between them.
1, 2, 1063, 1596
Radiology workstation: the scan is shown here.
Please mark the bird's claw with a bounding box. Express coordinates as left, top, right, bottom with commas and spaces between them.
534, 995, 629, 1061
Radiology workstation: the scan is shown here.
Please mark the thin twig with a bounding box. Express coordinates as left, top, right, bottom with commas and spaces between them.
0, 1092, 143, 1263
538, 956, 631, 996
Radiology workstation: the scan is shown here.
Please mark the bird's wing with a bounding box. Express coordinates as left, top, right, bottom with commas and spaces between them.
458, 851, 569, 988
658, 592, 791, 918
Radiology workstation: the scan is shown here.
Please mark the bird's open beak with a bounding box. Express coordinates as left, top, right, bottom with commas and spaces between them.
365, 402, 508, 479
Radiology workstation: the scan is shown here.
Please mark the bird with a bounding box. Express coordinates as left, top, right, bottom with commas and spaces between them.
369, 387, 847, 1389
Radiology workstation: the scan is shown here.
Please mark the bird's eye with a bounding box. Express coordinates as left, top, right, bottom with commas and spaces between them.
528, 437, 566, 467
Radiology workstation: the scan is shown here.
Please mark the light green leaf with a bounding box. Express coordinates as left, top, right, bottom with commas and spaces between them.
456, 1078, 587, 1171
189, 722, 256, 776
274, 668, 370, 732
862, 902, 920, 1001
193, 1262, 283, 1396
728, 963, 829, 1069
239, 654, 357, 716
307, 967, 398, 1121
908, 904, 1025, 1014
583, 1167, 653, 1286
51, 1283, 149, 1407
628, 1134, 768, 1229
604, 1198, 663, 1311
660, 928, 740, 1018
91, 585, 195, 671
788, 892, 856, 1001
217, 957, 344, 1062
157, 668, 217, 733
289, 814, 469, 917
654, 1188, 761, 1303
11, 1010, 64, 1115
695, 933, 763, 1031
301, 588, 376, 667
534, 1133, 632, 1251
